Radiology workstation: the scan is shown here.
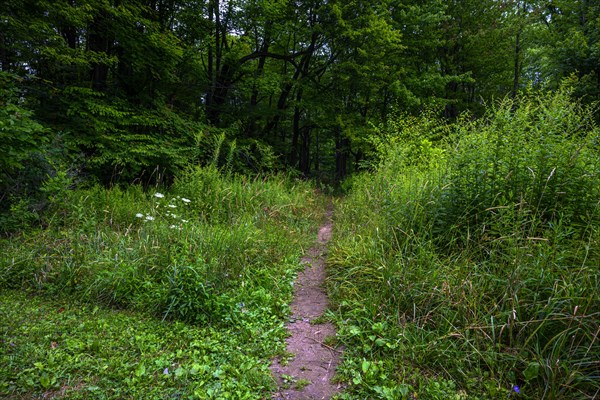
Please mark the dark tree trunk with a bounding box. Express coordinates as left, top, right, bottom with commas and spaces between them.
88, 11, 110, 91
204, 0, 237, 126
299, 126, 310, 175
250, 40, 269, 109
512, 31, 520, 99
445, 81, 459, 119
264, 32, 317, 136
246, 26, 271, 137
290, 90, 301, 167
62, 26, 77, 50
206, 63, 234, 125
263, 76, 297, 134
335, 127, 349, 181
512, 1, 526, 99
314, 130, 320, 172
0, 30, 8, 71
206, 0, 214, 106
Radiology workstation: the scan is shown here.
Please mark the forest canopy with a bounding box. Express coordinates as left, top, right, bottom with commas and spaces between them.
1, 0, 599, 212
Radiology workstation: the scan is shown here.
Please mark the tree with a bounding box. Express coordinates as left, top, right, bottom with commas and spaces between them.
527, 0, 600, 101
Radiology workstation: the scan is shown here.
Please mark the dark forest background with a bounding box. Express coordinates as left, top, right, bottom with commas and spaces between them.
2, 0, 599, 217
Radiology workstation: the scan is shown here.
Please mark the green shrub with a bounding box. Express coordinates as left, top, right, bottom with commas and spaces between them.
0, 72, 50, 234
436, 90, 600, 253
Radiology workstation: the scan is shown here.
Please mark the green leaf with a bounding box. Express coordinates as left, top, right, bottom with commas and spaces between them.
39, 373, 51, 388
361, 360, 371, 373
135, 364, 146, 377
523, 362, 540, 381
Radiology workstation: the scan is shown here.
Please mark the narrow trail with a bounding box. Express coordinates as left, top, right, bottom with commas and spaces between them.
270, 208, 343, 400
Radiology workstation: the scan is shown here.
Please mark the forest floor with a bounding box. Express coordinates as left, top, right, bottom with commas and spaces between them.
270, 207, 344, 400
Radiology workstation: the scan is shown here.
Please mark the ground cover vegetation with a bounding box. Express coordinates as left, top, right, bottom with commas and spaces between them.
327, 89, 600, 399
0, 165, 327, 398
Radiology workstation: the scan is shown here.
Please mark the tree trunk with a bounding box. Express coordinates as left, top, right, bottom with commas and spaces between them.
246, 25, 271, 137
0, 29, 8, 71
88, 11, 110, 91
335, 127, 349, 181
512, 31, 520, 99
290, 90, 301, 167
299, 126, 310, 176
250, 28, 271, 109
512, 1, 526, 99
314, 129, 320, 172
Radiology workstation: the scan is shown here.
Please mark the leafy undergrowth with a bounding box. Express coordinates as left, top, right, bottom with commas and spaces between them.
0, 166, 327, 398
0, 290, 274, 398
328, 91, 600, 399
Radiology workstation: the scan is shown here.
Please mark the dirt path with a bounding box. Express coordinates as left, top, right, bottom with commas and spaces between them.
270, 209, 343, 400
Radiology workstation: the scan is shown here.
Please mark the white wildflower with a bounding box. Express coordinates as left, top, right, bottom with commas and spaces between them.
145, 215, 155, 221
135, 213, 144, 218
181, 219, 188, 223
154, 192, 165, 198
168, 204, 177, 208
169, 225, 177, 229
181, 198, 191, 203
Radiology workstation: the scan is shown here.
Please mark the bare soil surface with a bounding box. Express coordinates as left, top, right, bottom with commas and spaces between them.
270, 210, 343, 400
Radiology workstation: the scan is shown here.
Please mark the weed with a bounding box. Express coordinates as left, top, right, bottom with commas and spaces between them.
323, 335, 339, 348
310, 315, 330, 325
277, 350, 296, 366
295, 378, 311, 390
281, 374, 295, 389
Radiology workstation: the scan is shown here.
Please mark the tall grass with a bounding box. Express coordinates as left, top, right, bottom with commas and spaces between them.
0, 166, 322, 327
328, 90, 600, 399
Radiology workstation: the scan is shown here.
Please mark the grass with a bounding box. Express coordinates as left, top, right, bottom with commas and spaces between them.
0, 166, 327, 398
0, 290, 274, 398
327, 90, 600, 399
295, 378, 311, 390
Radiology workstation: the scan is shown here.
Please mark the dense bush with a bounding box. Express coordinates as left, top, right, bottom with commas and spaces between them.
328, 90, 600, 399
0, 72, 49, 232
436, 91, 599, 252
